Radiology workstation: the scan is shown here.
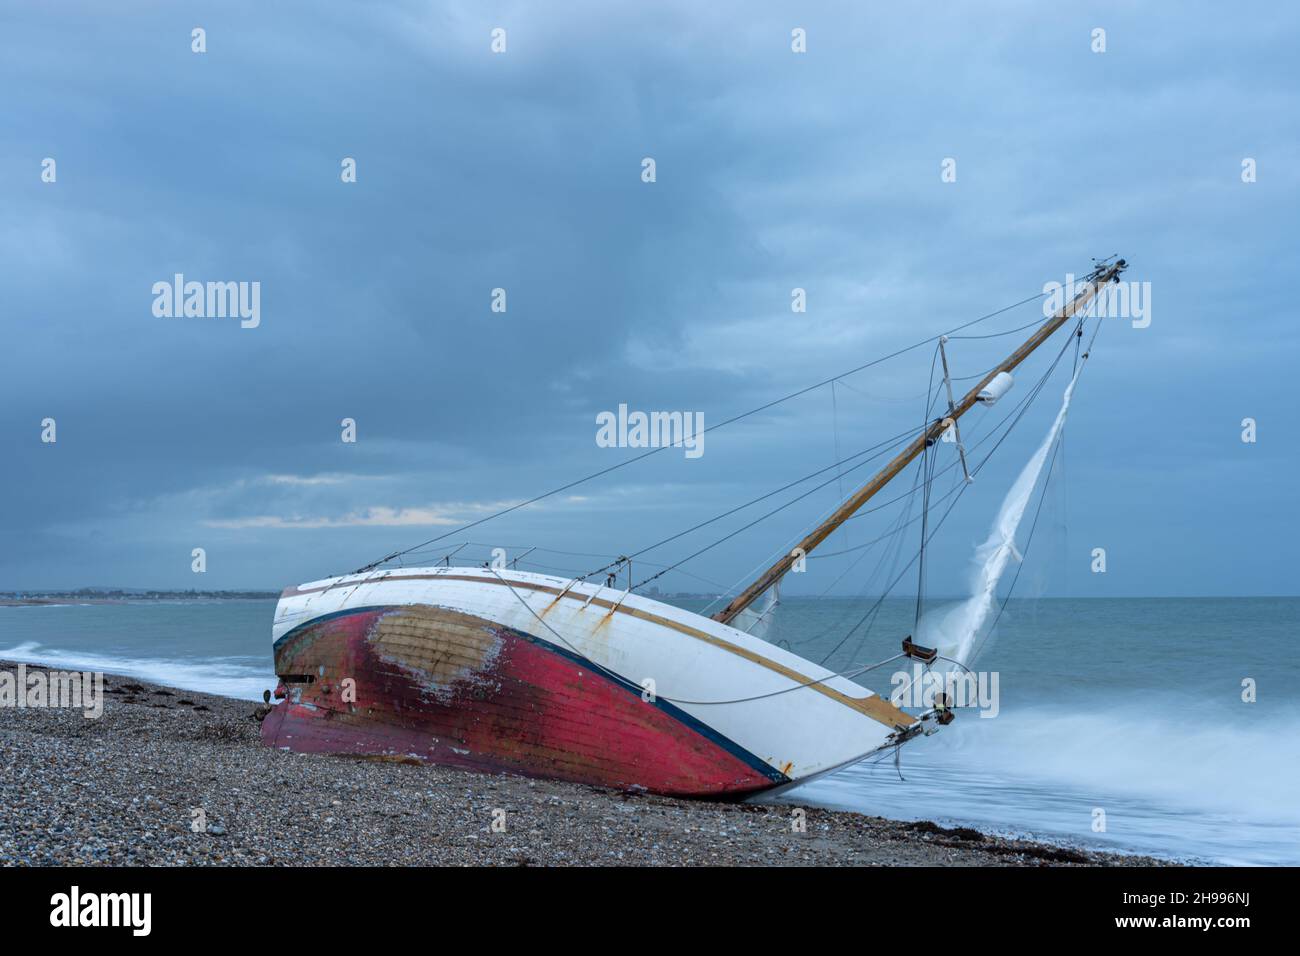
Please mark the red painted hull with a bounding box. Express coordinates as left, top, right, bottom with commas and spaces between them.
262, 605, 786, 797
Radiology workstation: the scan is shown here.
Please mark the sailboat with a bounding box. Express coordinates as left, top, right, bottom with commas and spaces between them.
261, 259, 1127, 797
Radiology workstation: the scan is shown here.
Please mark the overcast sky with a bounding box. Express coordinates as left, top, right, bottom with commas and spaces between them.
3, 1, 1296, 598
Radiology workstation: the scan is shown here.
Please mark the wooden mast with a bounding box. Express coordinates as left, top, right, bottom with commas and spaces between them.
713, 259, 1126, 626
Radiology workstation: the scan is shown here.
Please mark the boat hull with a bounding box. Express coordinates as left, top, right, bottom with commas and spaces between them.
262, 603, 785, 796
262, 568, 918, 798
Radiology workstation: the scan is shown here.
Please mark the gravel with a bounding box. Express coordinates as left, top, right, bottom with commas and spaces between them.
0, 663, 1164, 866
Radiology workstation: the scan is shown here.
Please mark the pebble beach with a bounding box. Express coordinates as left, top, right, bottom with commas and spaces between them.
0, 663, 1164, 867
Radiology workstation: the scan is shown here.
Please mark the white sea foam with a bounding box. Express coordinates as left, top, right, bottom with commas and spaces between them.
958, 704, 1300, 826
0, 641, 274, 701
794, 701, 1300, 865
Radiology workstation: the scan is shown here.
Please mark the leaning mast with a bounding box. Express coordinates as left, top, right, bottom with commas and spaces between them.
713, 259, 1126, 625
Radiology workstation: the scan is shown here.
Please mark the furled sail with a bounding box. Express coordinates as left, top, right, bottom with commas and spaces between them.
730, 579, 780, 640
917, 351, 1087, 671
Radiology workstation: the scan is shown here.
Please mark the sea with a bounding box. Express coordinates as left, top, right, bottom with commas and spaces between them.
1, 595, 1295, 865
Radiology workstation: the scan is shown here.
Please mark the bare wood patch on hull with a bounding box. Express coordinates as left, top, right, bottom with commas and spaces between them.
369, 605, 504, 705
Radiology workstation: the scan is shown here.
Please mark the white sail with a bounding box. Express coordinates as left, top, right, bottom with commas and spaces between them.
731, 580, 780, 641
918, 358, 1085, 670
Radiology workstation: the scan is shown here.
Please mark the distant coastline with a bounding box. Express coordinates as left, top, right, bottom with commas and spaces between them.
3, 588, 1295, 607
0, 588, 279, 606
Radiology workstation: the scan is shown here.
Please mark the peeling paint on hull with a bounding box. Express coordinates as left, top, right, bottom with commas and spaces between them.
262, 605, 788, 797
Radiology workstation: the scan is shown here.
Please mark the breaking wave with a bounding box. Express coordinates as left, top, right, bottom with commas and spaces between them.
794, 697, 1300, 865
0, 641, 274, 701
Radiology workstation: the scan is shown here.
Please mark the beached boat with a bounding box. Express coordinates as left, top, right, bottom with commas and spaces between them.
261, 259, 1127, 797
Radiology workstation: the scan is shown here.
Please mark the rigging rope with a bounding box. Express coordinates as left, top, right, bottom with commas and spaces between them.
353, 289, 1052, 573
486, 563, 909, 707
624, 417, 928, 571
627, 329, 1063, 593
814, 319, 1082, 667
914, 343, 941, 629
396, 313, 1095, 714
831, 379, 849, 549
646, 327, 1074, 607
627, 424, 925, 590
